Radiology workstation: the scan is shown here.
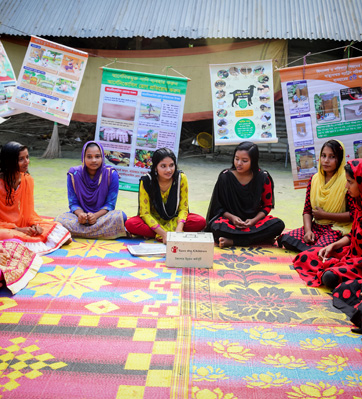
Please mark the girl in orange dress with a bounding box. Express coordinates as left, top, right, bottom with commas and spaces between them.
0, 142, 71, 255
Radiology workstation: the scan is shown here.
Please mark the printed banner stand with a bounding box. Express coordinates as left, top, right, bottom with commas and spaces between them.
209, 60, 277, 145
279, 56, 362, 189
9, 35, 88, 126
0, 41, 21, 118
95, 68, 189, 192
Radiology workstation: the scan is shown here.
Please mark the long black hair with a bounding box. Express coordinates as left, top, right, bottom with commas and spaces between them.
0, 141, 28, 205
231, 141, 260, 175
148, 147, 178, 201
320, 140, 344, 173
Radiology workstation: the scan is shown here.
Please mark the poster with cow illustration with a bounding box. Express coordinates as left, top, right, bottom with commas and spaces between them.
209, 60, 276, 145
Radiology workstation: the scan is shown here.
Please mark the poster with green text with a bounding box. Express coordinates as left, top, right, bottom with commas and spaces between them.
95, 68, 188, 191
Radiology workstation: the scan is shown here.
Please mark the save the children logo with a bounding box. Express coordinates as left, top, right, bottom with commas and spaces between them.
171, 246, 178, 253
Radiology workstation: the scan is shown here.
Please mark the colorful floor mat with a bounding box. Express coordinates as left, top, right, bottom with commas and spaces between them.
182, 245, 348, 325
0, 239, 361, 398
1, 238, 181, 319
0, 315, 178, 398
0, 238, 182, 398
189, 320, 362, 399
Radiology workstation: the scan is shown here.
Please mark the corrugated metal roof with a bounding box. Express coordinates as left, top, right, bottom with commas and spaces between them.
0, 0, 361, 41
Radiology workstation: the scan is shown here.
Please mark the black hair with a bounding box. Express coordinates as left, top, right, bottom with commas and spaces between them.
231, 141, 259, 175
85, 142, 100, 150
148, 148, 177, 200
150, 148, 177, 179
0, 141, 28, 205
344, 162, 355, 179
84, 142, 102, 157
320, 140, 344, 172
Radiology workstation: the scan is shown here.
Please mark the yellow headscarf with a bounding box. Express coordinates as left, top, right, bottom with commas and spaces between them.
310, 140, 351, 235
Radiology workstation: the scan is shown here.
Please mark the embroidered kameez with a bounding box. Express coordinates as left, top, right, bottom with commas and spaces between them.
0, 239, 42, 295
125, 172, 205, 240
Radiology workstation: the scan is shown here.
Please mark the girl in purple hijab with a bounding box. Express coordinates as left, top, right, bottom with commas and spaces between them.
56, 141, 127, 239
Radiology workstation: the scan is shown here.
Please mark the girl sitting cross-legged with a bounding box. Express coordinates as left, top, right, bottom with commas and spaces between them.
206, 141, 285, 248
0, 141, 71, 255
125, 148, 206, 244
56, 141, 127, 239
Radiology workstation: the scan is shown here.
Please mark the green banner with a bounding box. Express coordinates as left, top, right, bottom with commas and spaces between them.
316, 120, 362, 138
119, 181, 139, 192
102, 68, 188, 95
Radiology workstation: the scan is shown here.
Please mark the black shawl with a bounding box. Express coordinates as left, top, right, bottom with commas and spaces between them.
206, 168, 274, 227
139, 171, 182, 221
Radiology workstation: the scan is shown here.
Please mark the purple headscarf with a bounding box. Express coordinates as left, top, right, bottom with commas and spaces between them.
68, 141, 115, 213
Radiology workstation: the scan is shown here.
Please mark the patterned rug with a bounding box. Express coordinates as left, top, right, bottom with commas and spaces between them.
189, 320, 362, 399
0, 316, 179, 398
2, 238, 181, 318
0, 238, 182, 398
182, 245, 347, 325
0, 239, 361, 398
181, 245, 362, 399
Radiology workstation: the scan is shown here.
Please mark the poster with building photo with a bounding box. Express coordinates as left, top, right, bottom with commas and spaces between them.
0, 41, 21, 118
9, 36, 88, 125
95, 68, 188, 191
209, 60, 277, 145
291, 114, 314, 147
280, 56, 362, 189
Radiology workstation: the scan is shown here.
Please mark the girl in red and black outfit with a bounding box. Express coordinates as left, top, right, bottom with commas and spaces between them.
332, 159, 362, 330
206, 141, 285, 248
293, 159, 362, 291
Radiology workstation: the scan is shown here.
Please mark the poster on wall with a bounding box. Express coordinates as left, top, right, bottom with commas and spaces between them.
279, 56, 362, 189
0, 41, 21, 118
9, 36, 88, 126
209, 60, 277, 145
94, 68, 188, 192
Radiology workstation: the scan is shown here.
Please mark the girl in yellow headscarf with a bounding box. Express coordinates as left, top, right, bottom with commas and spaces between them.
278, 140, 354, 252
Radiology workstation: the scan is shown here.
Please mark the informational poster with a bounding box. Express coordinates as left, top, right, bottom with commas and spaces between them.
94, 68, 188, 191
0, 41, 20, 117
279, 56, 362, 189
209, 60, 277, 145
9, 36, 88, 126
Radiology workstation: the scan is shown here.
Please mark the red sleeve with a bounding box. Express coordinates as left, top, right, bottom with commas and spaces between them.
346, 192, 355, 219
260, 174, 273, 215
302, 177, 313, 215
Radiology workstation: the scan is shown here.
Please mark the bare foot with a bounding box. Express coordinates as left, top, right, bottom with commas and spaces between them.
219, 237, 233, 248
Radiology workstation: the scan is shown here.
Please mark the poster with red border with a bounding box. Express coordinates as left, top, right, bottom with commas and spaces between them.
279, 57, 362, 189
9, 36, 88, 126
